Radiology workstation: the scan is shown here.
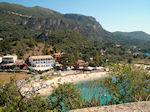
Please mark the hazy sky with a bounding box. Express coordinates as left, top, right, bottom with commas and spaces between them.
0, 0, 150, 34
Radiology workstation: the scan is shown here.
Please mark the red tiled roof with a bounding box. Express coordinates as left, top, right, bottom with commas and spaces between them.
116, 45, 121, 47
77, 60, 85, 63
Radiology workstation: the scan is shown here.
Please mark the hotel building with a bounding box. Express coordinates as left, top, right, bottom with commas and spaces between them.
29, 55, 55, 71
0, 54, 25, 70
2, 54, 17, 64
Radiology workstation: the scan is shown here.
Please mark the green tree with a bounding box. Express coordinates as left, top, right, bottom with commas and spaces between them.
58, 53, 76, 67
99, 56, 104, 66
0, 76, 48, 112
83, 55, 90, 62
74, 50, 80, 61
103, 64, 150, 104
93, 50, 100, 66
43, 43, 50, 55
128, 58, 132, 64
46, 83, 83, 112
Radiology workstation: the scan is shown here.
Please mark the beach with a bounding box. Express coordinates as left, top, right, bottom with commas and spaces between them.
21, 71, 108, 96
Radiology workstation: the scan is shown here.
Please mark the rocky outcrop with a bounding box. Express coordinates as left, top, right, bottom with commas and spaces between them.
70, 101, 150, 112
1, 2, 150, 48
0, 2, 105, 41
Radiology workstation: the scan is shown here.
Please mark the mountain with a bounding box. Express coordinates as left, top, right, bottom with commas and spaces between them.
0, 2, 106, 41
0, 2, 150, 51
112, 31, 150, 50
113, 31, 150, 41
0, 2, 61, 17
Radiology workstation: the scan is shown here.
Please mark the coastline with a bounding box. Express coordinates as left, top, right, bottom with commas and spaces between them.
21, 71, 108, 96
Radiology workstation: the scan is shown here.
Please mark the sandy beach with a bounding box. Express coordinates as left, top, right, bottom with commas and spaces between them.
21, 71, 108, 96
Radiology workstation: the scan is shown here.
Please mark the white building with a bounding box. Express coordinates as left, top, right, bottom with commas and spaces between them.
29, 55, 55, 71
0, 55, 25, 70
0, 38, 3, 41
2, 54, 17, 64
0, 57, 2, 63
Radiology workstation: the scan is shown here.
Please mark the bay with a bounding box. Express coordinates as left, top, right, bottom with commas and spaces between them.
144, 53, 150, 56
76, 79, 112, 105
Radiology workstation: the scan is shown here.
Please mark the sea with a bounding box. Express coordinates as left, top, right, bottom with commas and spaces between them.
144, 53, 150, 56
76, 79, 112, 105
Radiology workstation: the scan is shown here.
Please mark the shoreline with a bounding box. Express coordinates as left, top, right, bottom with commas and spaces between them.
38, 71, 108, 96
21, 71, 108, 96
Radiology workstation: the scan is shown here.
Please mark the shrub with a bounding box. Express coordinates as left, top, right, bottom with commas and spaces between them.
0, 78, 48, 112
49, 76, 53, 80
27, 71, 32, 74
46, 83, 83, 112
103, 64, 150, 104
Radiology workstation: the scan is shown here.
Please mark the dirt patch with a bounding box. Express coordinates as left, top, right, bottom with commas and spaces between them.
0, 72, 30, 83
23, 43, 50, 60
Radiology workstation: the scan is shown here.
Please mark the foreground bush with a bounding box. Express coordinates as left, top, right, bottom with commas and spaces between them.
0, 76, 48, 112
46, 83, 83, 112
103, 64, 150, 104
0, 77, 82, 112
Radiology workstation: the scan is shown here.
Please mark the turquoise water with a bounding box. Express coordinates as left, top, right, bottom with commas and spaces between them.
76, 75, 141, 105
144, 53, 150, 56
46, 75, 149, 112
76, 79, 112, 105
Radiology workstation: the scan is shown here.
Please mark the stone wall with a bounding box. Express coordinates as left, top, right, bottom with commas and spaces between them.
70, 101, 150, 112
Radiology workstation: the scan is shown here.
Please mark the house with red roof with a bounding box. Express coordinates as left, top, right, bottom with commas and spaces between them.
75, 60, 89, 70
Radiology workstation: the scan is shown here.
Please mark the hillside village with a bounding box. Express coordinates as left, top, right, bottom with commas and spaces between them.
0, 54, 107, 72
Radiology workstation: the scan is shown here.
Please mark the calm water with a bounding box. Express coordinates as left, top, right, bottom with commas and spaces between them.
144, 53, 150, 56
76, 79, 112, 105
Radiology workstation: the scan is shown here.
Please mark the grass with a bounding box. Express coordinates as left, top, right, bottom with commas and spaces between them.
0, 72, 30, 83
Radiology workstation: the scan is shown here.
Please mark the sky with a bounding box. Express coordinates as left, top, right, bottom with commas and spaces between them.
0, 0, 150, 34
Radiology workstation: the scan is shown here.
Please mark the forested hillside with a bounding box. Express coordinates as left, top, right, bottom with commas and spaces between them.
113, 31, 150, 51
0, 2, 149, 64
1, 2, 150, 45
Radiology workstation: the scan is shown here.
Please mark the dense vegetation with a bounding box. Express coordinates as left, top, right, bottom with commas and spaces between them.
46, 83, 83, 111
0, 77, 48, 112
0, 37, 38, 58
113, 31, 150, 52
1, 27, 143, 65
103, 64, 150, 104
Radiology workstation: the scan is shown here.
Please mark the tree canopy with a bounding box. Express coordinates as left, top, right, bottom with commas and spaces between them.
103, 64, 150, 104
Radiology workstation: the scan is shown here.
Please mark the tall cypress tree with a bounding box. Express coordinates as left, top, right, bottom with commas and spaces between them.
93, 50, 100, 66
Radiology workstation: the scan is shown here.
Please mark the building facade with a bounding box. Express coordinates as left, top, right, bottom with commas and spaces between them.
2, 55, 17, 64
0, 55, 25, 70
0, 38, 3, 41
75, 60, 89, 70
29, 55, 55, 71
0, 57, 2, 63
